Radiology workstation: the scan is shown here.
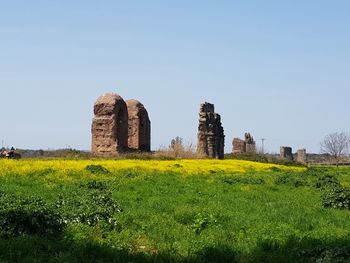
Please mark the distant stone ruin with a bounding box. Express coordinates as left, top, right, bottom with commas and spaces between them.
297, 149, 307, 163
280, 146, 293, 161
197, 102, 225, 159
126, 99, 151, 152
232, 132, 256, 154
91, 93, 151, 156
244, 133, 256, 153
91, 93, 129, 156
232, 138, 246, 154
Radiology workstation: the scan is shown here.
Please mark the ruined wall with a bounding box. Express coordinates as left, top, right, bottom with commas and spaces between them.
244, 132, 256, 153
232, 132, 256, 154
126, 99, 151, 152
91, 93, 128, 156
232, 138, 246, 154
280, 146, 293, 161
197, 102, 225, 159
297, 149, 307, 163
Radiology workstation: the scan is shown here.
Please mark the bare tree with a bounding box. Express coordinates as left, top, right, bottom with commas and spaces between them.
321, 132, 349, 167
171, 136, 183, 152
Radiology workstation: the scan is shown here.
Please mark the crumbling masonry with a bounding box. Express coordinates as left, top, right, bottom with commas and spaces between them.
92, 93, 151, 156
297, 149, 307, 163
232, 132, 256, 154
126, 99, 151, 152
197, 102, 225, 159
280, 146, 293, 161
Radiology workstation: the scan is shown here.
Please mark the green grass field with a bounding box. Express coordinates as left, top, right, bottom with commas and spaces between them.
0, 159, 350, 262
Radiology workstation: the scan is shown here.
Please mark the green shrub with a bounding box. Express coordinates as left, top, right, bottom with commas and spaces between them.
225, 153, 269, 163
274, 168, 341, 189
222, 177, 264, 185
274, 174, 309, 188
0, 179, 123, 238
298, 246, 350, 262
194, 245, 237, 263
225, 152, 307, 167
191, 213, 217, 235
322, 187, 350, 210
83, 180, 108, 190
0, 194, 64, 238
85, 165, 110, 174
275, 174, 295, 185
55, 183, 122, 229
313, 175, 340, 189
269, 166, 282, 172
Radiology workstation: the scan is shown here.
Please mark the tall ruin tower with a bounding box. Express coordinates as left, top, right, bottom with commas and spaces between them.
197, 102, 225, 159
126, 99, 151, 152
91, 93, 151, 156
91, 93, 129, 156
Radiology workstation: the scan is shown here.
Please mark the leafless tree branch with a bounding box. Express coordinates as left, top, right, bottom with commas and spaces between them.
320, 132, 349, 166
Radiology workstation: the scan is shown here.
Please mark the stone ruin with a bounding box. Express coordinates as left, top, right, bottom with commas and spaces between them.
197, 102, 225, 159
91, 93, 151, 156
297, 149, 307, 163
126, 99, 151, 152
232, 138, 246, 154
244, 133, 256, 153
91, 93, 128, 156
280, 146, 293, 161
232, 132, 256, 154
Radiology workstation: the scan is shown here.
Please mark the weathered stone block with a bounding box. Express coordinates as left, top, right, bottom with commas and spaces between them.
91, 93, 128, 156
280, 146, 293, 161
297, 149, 307, 163
232, 138, 246, 154
244, 133, 256, 153
197, 102, 225, 159
232, 132, 256, 154
126, 99, 151, 152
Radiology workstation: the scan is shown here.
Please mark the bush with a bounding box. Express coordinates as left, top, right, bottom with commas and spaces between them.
191, 213, 217, 235
222, 177, 264, 185
275, 168, 341, 189
225, 152, 307, 167
83, 180, 108, 190
322, 187, 350, 210
274, 174, 291, 186
56, 182, 122, 229
313, 175, 340, 189
0, 194, 64, 238
298, 246, 350, 262
154, 137, 198, 159
225, 153, 269, 163
85, 165, 110, 174
0, 180, 123, 238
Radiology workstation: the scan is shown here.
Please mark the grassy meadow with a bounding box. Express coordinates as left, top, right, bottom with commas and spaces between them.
0, 159, 350, 262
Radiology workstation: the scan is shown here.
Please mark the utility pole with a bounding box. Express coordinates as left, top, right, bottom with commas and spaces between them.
260, 138, 265, 154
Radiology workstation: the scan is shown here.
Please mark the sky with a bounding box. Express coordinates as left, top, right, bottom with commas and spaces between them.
0, 1, 349, 153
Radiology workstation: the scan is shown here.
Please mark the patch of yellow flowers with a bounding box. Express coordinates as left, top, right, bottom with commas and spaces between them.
0, 159, 304, 176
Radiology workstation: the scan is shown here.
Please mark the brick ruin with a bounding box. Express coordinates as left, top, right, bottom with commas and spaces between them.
126, 99, 151, 152
297, 149, 307, 163
91, 93, 151, 156
197, 102, 225, 159
232, 132, 256, 154
232, 138, 246, 154
91, 94, 306, 160
280, 146, 293, 161
91, 93, 128, 156
244, 133, 256, 153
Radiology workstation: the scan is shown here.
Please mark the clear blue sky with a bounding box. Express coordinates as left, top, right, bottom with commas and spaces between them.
1, 1, 349, 153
